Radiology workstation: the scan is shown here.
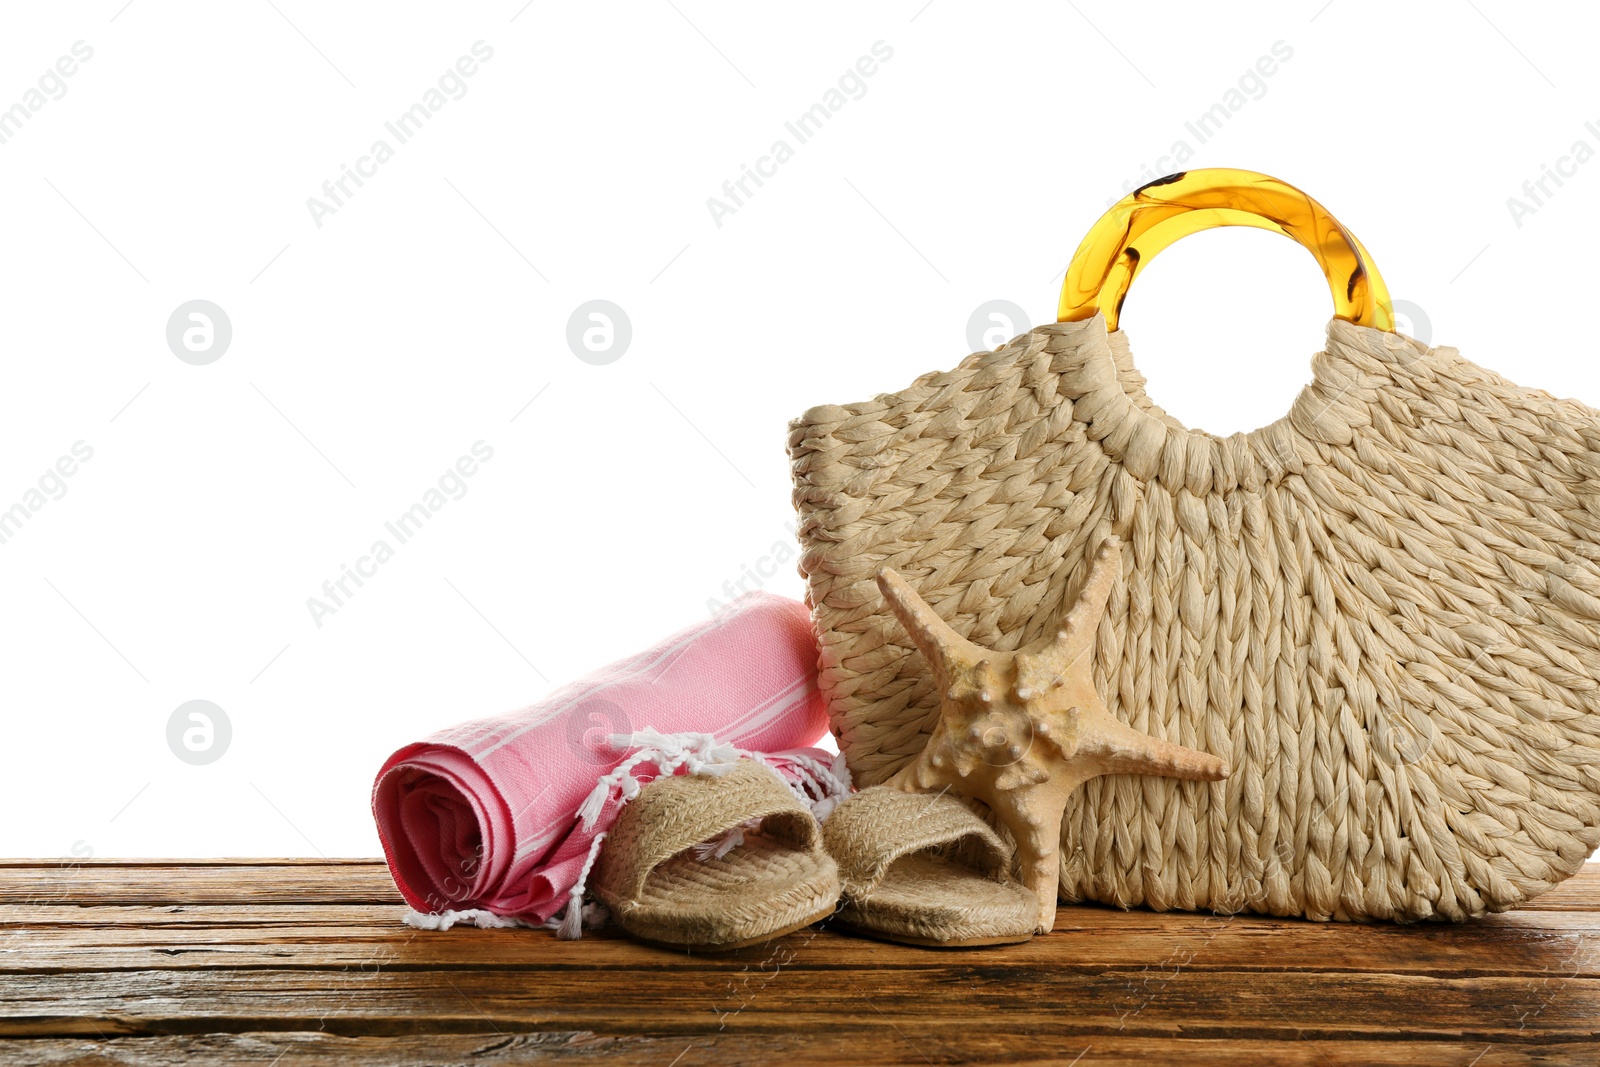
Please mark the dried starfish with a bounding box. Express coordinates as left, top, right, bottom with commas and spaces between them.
879, 536, 1229, 933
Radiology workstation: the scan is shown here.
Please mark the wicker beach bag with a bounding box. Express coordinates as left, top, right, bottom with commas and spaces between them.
788, 169, 1600, 922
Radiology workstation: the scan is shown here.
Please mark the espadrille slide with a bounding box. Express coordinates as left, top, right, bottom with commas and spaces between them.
591, 760, 840, 950
822, 786, 1037, 947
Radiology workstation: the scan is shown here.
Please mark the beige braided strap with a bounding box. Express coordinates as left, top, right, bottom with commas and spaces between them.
823, 787, 1011, 900
593, 760, 819, 903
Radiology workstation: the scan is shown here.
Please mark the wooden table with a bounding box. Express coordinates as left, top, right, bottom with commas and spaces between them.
2, 859, 1597, 1065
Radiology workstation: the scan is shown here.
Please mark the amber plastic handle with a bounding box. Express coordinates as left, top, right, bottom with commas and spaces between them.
1058, 168, 1393, 333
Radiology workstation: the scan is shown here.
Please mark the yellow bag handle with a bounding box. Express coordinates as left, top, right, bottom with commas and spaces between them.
1058, 168, 1394, 333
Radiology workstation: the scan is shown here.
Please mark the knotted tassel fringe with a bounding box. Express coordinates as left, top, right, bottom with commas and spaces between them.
576, 727, 853, 832
551, 831, 609, 940
407, 731, 851, 941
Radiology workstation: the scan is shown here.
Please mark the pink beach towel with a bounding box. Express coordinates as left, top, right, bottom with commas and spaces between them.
372, 593, 835, 928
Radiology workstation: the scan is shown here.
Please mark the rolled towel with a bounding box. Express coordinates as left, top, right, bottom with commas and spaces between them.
371, 593, 837, 926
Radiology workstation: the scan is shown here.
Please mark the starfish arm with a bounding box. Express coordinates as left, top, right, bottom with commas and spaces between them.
1074, 707, 1229, 781
877, 567, 984, 685
873, 555, 1227, 942
986, 780, 1078, 933
884, 753, 933, 793
1040, 536, 1124, 676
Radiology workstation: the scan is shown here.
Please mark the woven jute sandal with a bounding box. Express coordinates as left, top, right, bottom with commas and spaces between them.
592, 760, 840, 950
822, 786, 1037, 947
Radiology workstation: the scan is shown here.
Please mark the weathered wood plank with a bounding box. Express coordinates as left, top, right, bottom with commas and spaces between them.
3, 909, 1598, 978
4, 861, 1595, 910
0, 903, 402, 927
0, 859, 383, 867
2, 967, 1596, 1040
3, 862, 1597, 1062
0, 864, 404, 906
1498, 867, 1600, 911
7, 898, 1600, 936
1, 1032, 1588, 1067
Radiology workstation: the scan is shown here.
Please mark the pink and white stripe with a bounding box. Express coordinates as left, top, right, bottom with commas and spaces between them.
371, 593, 831, 923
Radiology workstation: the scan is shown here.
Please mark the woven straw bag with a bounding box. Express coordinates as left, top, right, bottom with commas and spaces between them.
789, 170, 1600, 921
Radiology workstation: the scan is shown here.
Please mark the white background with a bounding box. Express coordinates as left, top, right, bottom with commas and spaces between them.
3, 0, 1598, 858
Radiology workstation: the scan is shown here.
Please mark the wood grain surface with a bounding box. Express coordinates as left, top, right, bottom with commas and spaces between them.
2, 860, 1596, 1065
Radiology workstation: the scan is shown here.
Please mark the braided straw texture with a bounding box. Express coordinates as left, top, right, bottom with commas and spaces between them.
823, 786, 1035, 943
592, 761, 839, 946
789, 315, 1600, 921
823, 786, 1010, 898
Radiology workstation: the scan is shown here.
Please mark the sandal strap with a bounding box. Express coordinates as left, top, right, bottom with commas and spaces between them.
594, 760, 818, 903
823, 787, 1011, 899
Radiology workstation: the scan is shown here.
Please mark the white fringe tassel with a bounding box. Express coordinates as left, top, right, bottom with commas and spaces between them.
550, 831, 609, 940
403, 833, 611, 940
403, 908, 537, 932
406, 730, 853, 942
693, 817, 760, 861
576, 728, 745, 831
774, 748, 854, 822
576, 727, 854, 832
